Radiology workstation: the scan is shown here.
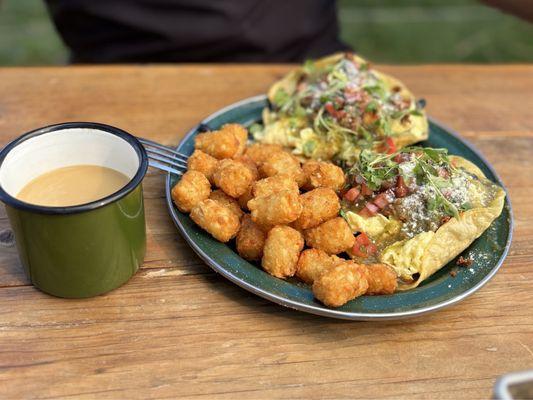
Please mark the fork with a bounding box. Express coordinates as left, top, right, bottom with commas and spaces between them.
137, 137, 188, 176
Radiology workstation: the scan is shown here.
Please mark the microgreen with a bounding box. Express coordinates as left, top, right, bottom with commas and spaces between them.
348, 147, 464, 218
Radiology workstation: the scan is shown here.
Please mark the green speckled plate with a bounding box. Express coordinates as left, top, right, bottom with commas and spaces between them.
165, 95, 513, 320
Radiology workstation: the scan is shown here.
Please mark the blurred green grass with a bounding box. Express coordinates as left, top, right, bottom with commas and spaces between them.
0, 0, 532, 65
338, 0, 533, 63
0, 0, 67, 65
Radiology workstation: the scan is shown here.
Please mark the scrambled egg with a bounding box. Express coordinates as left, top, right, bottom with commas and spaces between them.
344, 211, 401, 242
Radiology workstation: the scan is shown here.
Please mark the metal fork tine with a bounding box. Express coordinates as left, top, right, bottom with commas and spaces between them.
148, 159, 184, 176
138, 137, 188, 161
146, 152, 187, 173
145, 149, 188, 169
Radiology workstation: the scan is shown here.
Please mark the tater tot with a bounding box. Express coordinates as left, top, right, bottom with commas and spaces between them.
259, 151, 306, 187
262, 225, 304, 279
236, 215, 266, 261
222, 124, 248, 155
363, 264, 398, 295
213, 159, 254, 198
209, 190, 244, 219
252, 174, 299, 198
304, 217, 355, 255
312, 261, 369, 307
296, 249, 337, 284
190, 199, 240, 242
302, 160, 346, 191
171, 170, 211, 213
238, 185, 254, 211
292, 188, 340, 230
187, 150, 218, 183
233, 155, 259, 181
245, 143, 284, 164
248, 190, 302, 230
194, 129, 241, 159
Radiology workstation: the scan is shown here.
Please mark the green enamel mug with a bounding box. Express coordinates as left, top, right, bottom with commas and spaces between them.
0, 122, 148, 298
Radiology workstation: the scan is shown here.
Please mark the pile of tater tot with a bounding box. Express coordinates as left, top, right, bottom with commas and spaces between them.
172, 123, 398, 307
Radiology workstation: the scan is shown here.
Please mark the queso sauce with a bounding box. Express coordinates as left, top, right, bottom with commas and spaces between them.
17, 165, 130, 207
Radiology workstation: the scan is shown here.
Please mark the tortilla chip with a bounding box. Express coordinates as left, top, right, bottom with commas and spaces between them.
260, 53, 429, 162
379, 157, 505, 289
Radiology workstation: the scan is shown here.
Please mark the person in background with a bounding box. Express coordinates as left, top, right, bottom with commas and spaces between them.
481, 0, 533, 22
44, 0, 351, 64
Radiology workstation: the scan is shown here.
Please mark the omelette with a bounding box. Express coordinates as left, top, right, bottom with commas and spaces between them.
341, 147, 505, 290
255, 52, 429, 165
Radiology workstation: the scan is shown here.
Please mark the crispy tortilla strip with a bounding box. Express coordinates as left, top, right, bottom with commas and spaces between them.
379, 157, 505, 290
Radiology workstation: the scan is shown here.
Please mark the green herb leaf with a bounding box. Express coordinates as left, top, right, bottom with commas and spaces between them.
354, 150, 399, 190
303, 60, 315, 75
363, 84, 387, 100
302, 140, 317, 157
273, 88, 290, 108
365, 101, 379, 113
248, 123, 263, 135
339, 209, 348, 220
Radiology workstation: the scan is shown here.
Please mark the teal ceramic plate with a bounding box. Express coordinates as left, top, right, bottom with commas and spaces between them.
165, 95, 513, 320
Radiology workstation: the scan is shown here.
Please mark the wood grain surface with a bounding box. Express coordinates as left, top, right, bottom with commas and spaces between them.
0, 65, 532, 399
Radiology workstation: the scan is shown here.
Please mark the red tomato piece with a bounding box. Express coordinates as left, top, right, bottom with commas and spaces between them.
325, 102, 337, 118
366, 243, 378, 255
395, 176, 408, 198
356, 232, 371, 246
352, 246, 368, 258
361, 182, 373, 197
343, 187, 360, 202
373, 192, 390, 209
385, 137, 397, 154
352, 235, 377, 258
363, 202, 379, 216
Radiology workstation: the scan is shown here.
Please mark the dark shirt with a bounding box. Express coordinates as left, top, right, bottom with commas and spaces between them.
45, 0, 350, 63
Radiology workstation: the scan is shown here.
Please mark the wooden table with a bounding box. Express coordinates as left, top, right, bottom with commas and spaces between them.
0, 65, 531, 399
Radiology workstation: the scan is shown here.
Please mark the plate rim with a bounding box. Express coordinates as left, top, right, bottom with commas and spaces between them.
164, 95, 514, 321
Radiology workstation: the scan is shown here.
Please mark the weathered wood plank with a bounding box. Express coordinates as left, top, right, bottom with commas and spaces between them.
0, 65, 531, 399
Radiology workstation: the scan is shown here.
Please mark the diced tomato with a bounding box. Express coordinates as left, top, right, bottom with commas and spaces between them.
325, 102, 346, 120
336, 109, 347, 119
359, 202, 379, 217
361, 182, 373, 197
352, 233, 378, 258
394, 153, 411, 164
366, 202, 379, 215
356, 232, 371, 246
352, 245, 368, 258
395, 176, 408, 198
358, 208, 371, 218
438, 167, 450, 179
373, 192, 390, 209
343, 187, 360, 202
325, 102, 337, 117
366, 243, 378, 256
384, 137, 397, 154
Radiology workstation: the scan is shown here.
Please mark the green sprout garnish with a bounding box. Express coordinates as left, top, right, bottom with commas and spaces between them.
350, 147, 464, 218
